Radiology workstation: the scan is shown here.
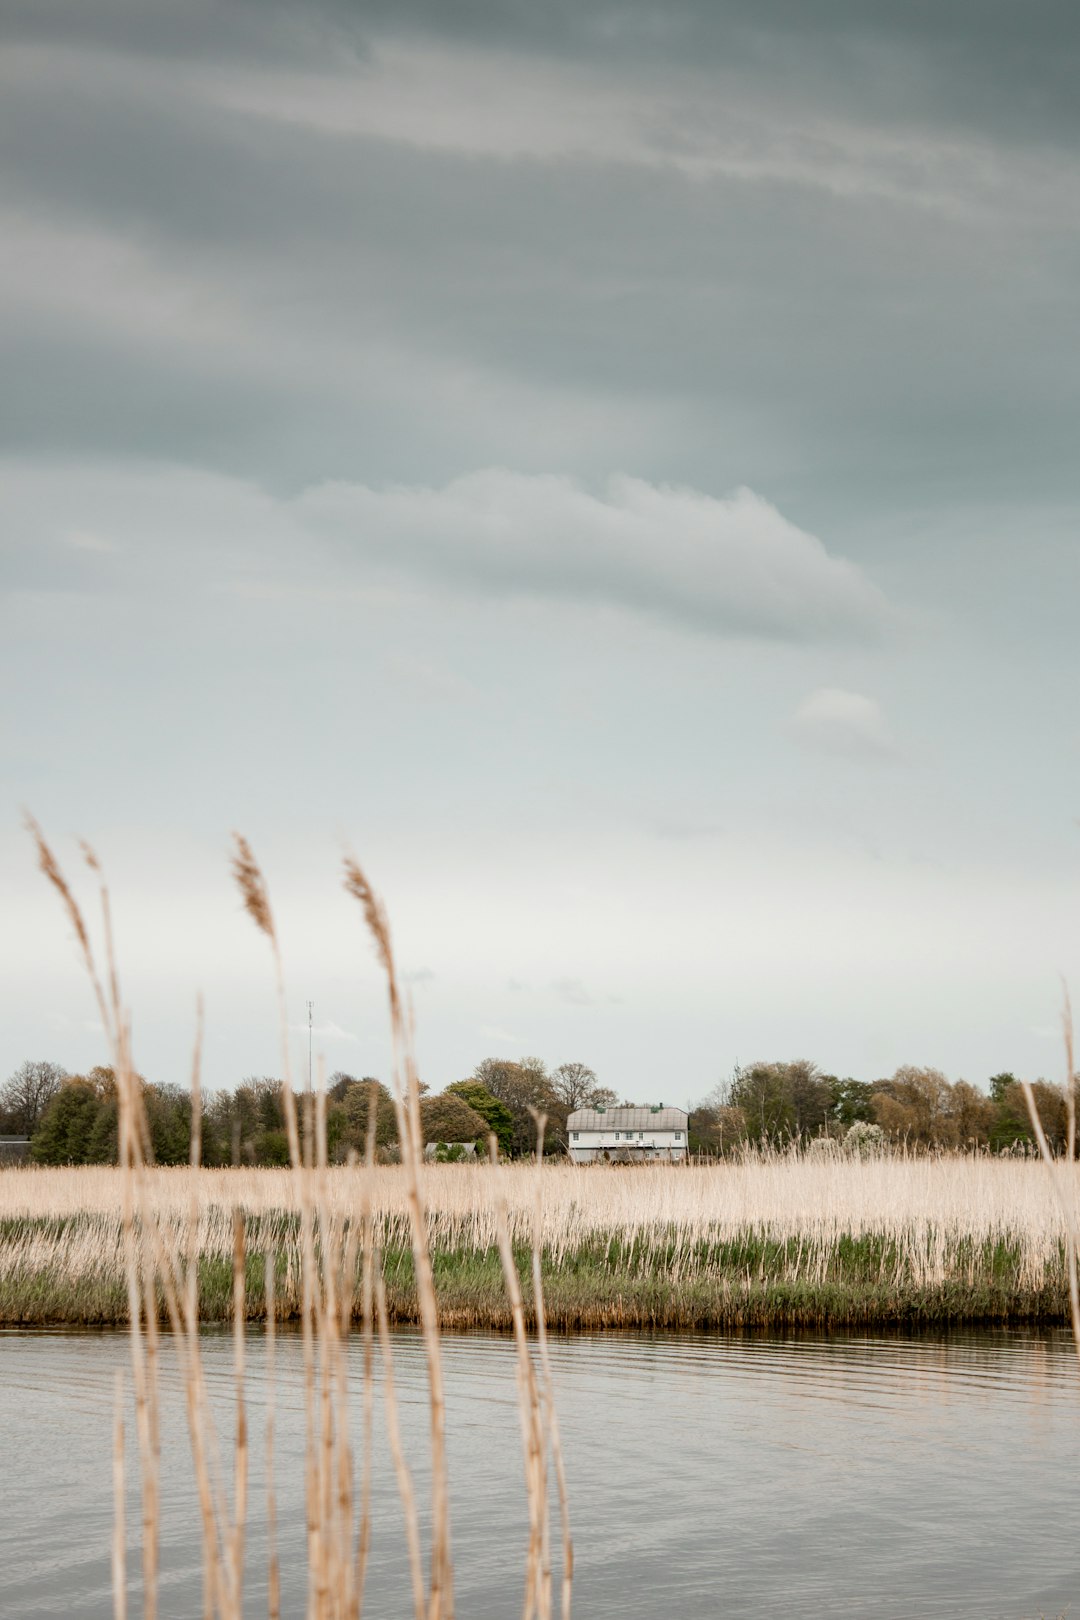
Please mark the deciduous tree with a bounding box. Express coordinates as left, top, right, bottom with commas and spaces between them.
446, 1080, 514, 1156
1, 1060, 66, 1136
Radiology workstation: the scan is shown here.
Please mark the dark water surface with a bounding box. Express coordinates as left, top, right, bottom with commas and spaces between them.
3, 1326, 1079, 1618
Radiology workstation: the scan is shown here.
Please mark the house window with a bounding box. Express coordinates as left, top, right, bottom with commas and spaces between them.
572, 1133, 579, 1141
614, 1132, 620, 1140
638, 1132, 644, 1140
675, 1131, 682, 1140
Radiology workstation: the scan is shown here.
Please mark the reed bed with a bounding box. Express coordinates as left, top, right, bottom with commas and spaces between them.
4, 1155, 1080, 1329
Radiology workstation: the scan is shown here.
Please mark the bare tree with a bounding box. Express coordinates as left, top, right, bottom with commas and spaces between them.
1, 1060, 67, 1136
550, 1062, 601, 1111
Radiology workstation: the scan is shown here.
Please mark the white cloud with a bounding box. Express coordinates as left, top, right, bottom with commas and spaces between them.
302, 471, 889, 643
788, 687, 900, 762
6, 462, 886, 645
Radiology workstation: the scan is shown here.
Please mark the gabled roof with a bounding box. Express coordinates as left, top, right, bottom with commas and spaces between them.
567, 1106, 688, 1131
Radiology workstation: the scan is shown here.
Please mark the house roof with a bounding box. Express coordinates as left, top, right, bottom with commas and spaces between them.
567, 1107, 688, 1131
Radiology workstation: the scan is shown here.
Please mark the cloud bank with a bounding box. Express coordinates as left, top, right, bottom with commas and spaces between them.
2, 460, 887, 645
303, 471, 888, 642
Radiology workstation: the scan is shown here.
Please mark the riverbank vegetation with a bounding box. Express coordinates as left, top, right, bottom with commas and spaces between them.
4, 1155, 1079, 1331
4, 1055, 1066, 1169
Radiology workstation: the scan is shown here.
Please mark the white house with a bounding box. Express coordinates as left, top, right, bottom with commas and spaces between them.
566, 1105, 689, 1164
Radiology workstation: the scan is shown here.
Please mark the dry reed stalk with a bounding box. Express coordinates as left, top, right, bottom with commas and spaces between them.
229, 836, 324, 1614
1021, 990, 1080, 1369
312, 1060, 356, 1619
353, 1103, 380, 1616
264, 1245, 281, 1620
230, 1212, 248, 1614
35, 827, 233, 1617
489, 1133, 549, 1620
344, 853, 454, 1620
113, 1369, 127, 1620
28, 820, 163, 1617
527, 1114, 573, 1620
374, 1264, 426, 1620
183, 1015, 227, 1620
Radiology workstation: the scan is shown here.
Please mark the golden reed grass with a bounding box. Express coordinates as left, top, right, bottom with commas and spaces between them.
22, 819, 573, 1620
5, 1156, 1080, 1299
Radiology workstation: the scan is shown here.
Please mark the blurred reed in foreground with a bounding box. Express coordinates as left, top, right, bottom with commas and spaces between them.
21, 819, 572, 1620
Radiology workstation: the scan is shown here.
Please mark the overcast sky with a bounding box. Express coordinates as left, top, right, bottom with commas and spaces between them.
4, 0, 1080, 1101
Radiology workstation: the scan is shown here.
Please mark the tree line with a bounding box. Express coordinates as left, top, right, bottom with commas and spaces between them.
0, 1055, 620, 1166
689, 1061, 1070, 1155
4, 1055, 1070, 1167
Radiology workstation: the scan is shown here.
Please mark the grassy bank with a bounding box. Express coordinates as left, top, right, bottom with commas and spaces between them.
1, 1158, 1076, 1330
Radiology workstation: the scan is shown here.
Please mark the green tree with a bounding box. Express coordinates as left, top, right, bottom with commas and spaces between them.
989, 1072, 1018, 1104
989, 1078, 1066, 1154
831, 1078, 875, 1128
86, 1094, 119, 1163
446, 1081, 514, 1156
32, 1077, 103, 1164
728, 1061, 835, 1144
144, 1083, 191, 1165
253, 1128, 291, 1166
203, 1079, 287, 1165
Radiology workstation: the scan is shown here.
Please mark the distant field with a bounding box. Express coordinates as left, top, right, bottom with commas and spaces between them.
1, 1157, 1077, 1330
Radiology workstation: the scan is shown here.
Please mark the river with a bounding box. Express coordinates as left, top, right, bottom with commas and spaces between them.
2, 1326, 1079, 1617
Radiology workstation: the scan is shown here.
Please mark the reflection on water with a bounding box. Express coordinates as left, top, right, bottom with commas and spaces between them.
3, 1326, 1080, 1618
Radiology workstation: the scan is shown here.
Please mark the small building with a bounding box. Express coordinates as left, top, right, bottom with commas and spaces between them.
0, 1137, 31, 1166
567, 1106, 688, 1164
423, 1140, 478, 1161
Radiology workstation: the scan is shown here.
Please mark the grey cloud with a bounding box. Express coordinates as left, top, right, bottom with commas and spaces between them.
1, 1, 361, 69
3, 5, 1080, 520
4, 92, 1078, 513
9, 2, 1080, 158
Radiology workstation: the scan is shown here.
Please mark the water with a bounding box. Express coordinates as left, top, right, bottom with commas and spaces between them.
3, 1326, 1080, 1618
